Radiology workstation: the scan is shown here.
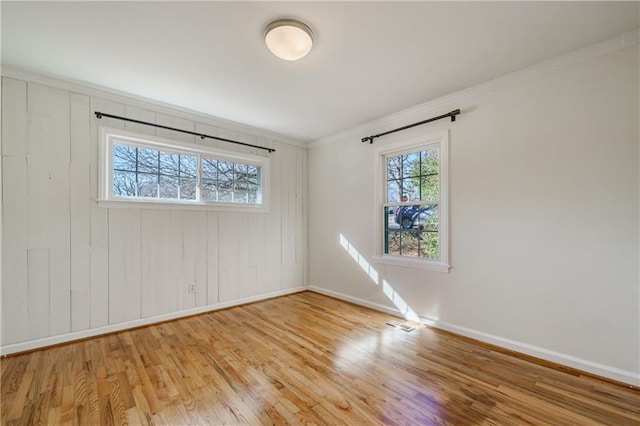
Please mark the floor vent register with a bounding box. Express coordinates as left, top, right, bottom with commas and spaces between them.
386, 320, 415, 332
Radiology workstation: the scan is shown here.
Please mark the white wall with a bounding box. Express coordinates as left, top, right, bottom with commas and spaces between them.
1, 75, 307, 353
309, 43, 639, 385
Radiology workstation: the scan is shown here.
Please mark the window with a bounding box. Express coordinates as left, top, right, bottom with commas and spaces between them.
374, 131, 449, 272
99, 127, 269, 211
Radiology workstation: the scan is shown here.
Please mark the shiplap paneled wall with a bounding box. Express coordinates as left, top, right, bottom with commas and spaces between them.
1, 77, 308, 348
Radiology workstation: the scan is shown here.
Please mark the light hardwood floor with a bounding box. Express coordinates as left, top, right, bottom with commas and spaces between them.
2, 291, 639, 425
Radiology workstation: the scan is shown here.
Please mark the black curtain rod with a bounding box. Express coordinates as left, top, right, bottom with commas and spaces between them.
94, 111, 276, 153
361, 109, 461, 144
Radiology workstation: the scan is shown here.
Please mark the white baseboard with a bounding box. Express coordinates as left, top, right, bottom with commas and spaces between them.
307, 286, 640, 387
1, 286, 306, 356
308, 285, 403, 317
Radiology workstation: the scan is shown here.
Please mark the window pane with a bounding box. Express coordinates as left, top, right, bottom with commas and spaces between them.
218, 186, 233, 202
386, 229, 420, 257
234, 168, 248, 189
137, 173, 158, 198
415, 205, 438, 259
233, 188, 248, 203
248, 165, 259, 185
422, 149, 439, 175
387, 230, 402, 256
247, 184, 259, 203
180, 155, 197, 178
385, 203, 438, 258
419, 230, 439, 260
234, 170, 248, 191
202, 157, 218, 180
159, 175, 178, 199
387, 179, 401, 203
159, 151, 179, 176
387, 156, 402, 182
234, 163, 248, 180
138, 147, 158, 173
113, 170, 137, 196
402, 180, 419, 200
201, 179, 217, 201
180, 177, 196, 200
420, 175, 439, 201
400, 232, 420, 257
218, 161, 233, 202
396, 204, 416, 230
234, 163, 248, 203
412, 205, 438, 232
113, 144, 137, 171
402, 151, 420, 178
218, 160, 234, 183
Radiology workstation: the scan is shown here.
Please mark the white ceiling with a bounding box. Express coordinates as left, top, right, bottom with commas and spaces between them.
2, 2, 638, 142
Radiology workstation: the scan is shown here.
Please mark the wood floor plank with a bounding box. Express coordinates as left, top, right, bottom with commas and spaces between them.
2, 291, 639, 425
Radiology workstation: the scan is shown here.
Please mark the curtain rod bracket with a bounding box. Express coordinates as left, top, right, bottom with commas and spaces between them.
361, 136, 374, 144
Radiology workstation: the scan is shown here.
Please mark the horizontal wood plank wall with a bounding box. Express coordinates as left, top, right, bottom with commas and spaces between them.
1, 77, 308, 349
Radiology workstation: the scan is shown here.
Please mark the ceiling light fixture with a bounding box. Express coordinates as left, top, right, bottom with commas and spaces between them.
264, 19, 314, 61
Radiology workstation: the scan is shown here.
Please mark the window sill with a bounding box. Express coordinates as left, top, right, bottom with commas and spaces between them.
98, 198, 269, 213
372, 255, 450, 273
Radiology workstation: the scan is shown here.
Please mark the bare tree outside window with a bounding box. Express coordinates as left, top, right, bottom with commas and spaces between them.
112, 142, 261, 204
113, 143, 197, 200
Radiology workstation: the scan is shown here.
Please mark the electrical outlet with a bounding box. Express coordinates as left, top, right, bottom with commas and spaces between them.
188, 283, 196, 294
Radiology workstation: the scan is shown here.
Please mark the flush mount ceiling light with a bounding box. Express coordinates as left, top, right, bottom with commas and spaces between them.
264, 19, 314, 61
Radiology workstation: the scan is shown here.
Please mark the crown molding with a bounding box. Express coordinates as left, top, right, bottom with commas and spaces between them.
0, 66, 308, 149
309, 27, 640, 149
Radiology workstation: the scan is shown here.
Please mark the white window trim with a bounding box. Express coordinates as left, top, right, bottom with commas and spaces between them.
371, 130, 450, 272
99, 126, 270, 212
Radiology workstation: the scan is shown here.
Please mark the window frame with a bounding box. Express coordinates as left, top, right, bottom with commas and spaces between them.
99, 126, 270, 212
372, 130, 450, 272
